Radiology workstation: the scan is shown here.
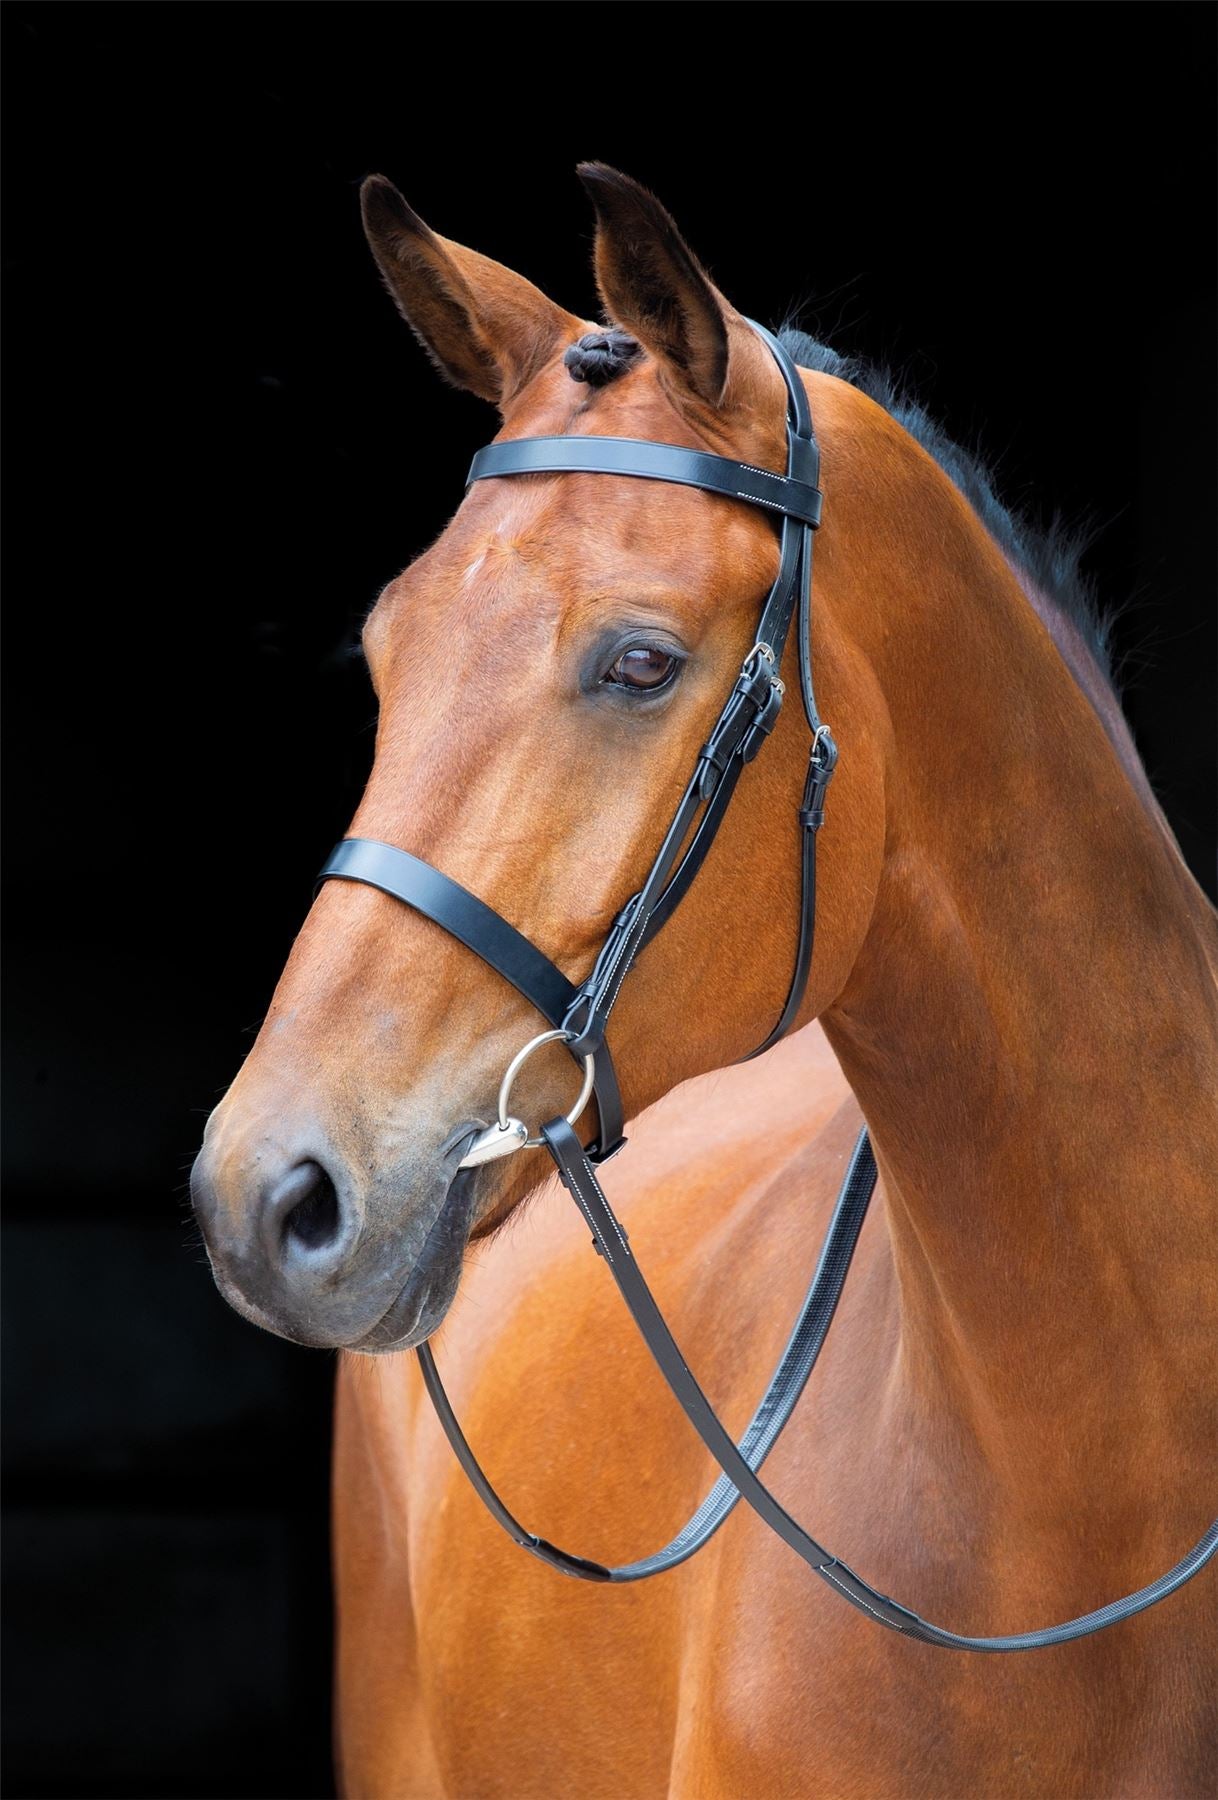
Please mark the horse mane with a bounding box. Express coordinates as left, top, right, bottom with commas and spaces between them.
777, 327, 1117, 697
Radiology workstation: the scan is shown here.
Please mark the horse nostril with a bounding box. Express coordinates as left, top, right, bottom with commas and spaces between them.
279, 1160, 342, 1253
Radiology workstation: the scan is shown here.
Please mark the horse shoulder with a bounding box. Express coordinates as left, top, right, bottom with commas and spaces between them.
334, 1029, 886, 1797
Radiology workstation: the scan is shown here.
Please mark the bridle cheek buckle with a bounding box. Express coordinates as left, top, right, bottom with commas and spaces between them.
697, 652, 785, 798
458, 1029, 596, 1169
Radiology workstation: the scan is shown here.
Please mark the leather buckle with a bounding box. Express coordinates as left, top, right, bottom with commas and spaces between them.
697, 650, 785, 796
739, 675, 784, 764
797, 726, 838, 831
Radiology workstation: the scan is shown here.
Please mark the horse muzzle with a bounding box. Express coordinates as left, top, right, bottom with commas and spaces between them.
189, 1118, 484, 1351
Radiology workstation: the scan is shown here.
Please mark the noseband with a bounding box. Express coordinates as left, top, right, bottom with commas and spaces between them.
319, 325, 1216, 1649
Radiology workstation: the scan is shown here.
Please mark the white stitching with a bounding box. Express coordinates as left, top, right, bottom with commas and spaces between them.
600, 912, 649, 1020
566, 1181, 602, 1242
596, 912, 640, 1001
583, 905, 648, 1032
556, 1147, 631, 1258
578, 1158, 631, 1253
817, 1566, 905, 1628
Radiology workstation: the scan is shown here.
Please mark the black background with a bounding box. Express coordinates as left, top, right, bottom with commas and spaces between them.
3, 6, 1215, 1798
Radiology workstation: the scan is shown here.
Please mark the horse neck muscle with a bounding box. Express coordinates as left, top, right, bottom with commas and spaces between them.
813, 380, 1217, 1505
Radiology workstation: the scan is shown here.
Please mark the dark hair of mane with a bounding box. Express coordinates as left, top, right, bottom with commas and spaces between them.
564, 329, 642, 388
777, 327, 1116, 692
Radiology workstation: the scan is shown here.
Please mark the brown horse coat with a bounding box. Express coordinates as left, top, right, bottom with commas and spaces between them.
192, 168, 1218, 1797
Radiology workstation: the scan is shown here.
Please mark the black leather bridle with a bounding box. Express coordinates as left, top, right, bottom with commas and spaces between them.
320, 324, 1216, 1649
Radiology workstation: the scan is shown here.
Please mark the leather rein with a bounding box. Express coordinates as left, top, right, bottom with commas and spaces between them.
319, 323, 1216, 1650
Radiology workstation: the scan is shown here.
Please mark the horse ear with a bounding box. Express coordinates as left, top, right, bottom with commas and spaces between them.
577, 162, 770, 416
361, 175, 582, 406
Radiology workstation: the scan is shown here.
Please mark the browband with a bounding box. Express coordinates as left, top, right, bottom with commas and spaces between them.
467, 435, 823, 528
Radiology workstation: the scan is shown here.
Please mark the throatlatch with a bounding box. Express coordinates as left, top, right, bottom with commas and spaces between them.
319, 322, 1217, 1649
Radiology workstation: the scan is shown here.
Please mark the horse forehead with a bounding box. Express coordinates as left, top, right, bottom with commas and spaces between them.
444, 469, 772, 594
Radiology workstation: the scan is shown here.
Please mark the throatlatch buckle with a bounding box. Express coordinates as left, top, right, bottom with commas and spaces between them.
798, 726, 839, 831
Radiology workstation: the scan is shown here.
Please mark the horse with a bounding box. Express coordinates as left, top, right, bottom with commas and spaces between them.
191, 165, 1217, 1797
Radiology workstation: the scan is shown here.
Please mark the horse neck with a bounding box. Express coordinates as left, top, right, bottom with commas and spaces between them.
815, 395, 1218, 1512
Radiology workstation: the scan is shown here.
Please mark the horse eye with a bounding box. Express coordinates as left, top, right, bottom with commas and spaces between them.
604, 646, 680, 692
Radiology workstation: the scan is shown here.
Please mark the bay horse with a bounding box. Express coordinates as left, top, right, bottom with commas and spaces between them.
192, 166, 1217, 1797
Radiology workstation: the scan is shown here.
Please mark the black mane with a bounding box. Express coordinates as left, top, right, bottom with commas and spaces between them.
778, 328, 1115, 690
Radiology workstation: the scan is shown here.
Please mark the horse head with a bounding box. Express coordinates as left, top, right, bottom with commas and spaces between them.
190, 167, 885, 1349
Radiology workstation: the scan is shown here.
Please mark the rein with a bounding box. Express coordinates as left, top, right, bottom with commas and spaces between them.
320, 324, 1217, 1649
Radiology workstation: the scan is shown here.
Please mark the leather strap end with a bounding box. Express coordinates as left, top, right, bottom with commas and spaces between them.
526, 1540, 613, 1583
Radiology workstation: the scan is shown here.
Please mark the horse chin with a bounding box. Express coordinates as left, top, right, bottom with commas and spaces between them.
351, 1141, 556, 1353
347, 1164, 487, 1355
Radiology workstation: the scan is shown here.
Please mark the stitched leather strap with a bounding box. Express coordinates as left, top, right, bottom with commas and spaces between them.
743, 822, 819, 1062
318, 839, 624, 1159
749, 317, 814, 438
744, 731, 838, 1060
469, 436, 823, 528
415, 1128, 877, 1582
540, 1116, 1218, 1649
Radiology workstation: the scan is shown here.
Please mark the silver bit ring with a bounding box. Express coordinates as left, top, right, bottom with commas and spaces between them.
498, 1028, 596, 1148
